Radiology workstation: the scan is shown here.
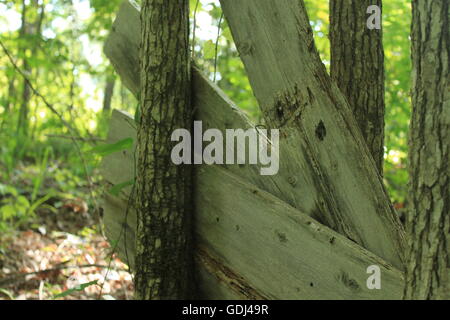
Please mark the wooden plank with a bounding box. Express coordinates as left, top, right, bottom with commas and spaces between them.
219, 0, 406, 269
104, 1, 407, 269
196, 165, 404, 300
103, 0, 140, 96
100, 110, 404, 300
102, 191, 250, 300
100, 109, 266, 300
102, 0, 406, 298
104, 0, 329, 224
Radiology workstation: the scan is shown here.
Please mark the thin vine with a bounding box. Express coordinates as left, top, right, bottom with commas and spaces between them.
213, 12, 224, 83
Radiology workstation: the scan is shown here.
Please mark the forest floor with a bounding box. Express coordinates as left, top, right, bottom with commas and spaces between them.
0, 162, 133, 300
0, 229, 133, 300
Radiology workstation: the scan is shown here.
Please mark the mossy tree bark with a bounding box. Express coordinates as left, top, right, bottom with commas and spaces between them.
330, 0, 385, 174
134, 0, 193, 300
404, 0, 449, 300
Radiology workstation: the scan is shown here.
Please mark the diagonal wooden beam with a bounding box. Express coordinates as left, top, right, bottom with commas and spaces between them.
102, 0, 408, 298
104, 0, 329, 226
105, 1, 403, 267
101, 109, 404, 299
219, 0, 406, 269
105, 0, 406, 270
103, 2, 408, 299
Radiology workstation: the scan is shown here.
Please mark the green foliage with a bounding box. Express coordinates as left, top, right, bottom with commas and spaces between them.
85, 137, 133, 157
0, 288, 14, 300
134, 102, 141, 124
0, 183, 34, 231
53, 280, 98, 299
0, 159, 87, 232
109, 180, 134, 196
203, 39, 216, 60
31, 146, 53, 202
0, 0, 414, 242
382, 0, 412, 204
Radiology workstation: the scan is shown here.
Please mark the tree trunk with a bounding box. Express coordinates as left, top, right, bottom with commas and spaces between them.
134, 0, 193, 300
330, 0, 385, 174
17, 0, 30, 137
6, 78, 16, 113
17, 0, 45, 137
404, 0, 449, 300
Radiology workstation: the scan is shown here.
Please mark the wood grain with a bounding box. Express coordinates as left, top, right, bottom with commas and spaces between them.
100, 110, 404, 300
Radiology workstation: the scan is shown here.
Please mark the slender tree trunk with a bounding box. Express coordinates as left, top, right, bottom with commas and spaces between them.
6, 78, 16, 113
0, 78, 15, 130
29, 2, 45, 142
17, 0, 30, 137
330, 0, 385, 174
404, 0, 449, 300
135, 0, 193, 299
17, 0, 45, 137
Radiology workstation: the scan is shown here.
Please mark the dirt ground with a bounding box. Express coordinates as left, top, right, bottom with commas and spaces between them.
0, 203, 133, 300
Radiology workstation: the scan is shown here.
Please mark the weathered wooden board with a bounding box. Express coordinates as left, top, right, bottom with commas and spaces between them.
104, 0, 407, 271
100, 110, 404, 299
102, 0, 407, 299
101, 191, 245, 300
219, 0, 406, 269
104, 0, 325, 218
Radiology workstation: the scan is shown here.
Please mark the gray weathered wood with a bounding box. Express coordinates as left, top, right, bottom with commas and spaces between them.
102, 0, 408, 299
100, 110, 404, 299
103, 0, 321, 223
105, 0, 407, 270
104, 0, 140, 96
219, 0, 406, 269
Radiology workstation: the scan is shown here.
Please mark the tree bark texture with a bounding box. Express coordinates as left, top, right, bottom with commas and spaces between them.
135, 0, 193, 300
330, 0, 385, 174
404, 0, 449, 300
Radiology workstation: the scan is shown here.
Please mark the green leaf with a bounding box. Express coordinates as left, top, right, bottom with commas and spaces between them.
0, 288, 14, 300
16, 196, 30, 209
0, 184, 7, 196
109, 180, 134, 196
53, 280, 98, 299
85, 138, 133, 157
222, 26, 233, 42
0, 205, 16, 220
28, 193, 54, 215
134, 103, 141, 125
203, 40, 216, 60
0, 184, 18, 197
